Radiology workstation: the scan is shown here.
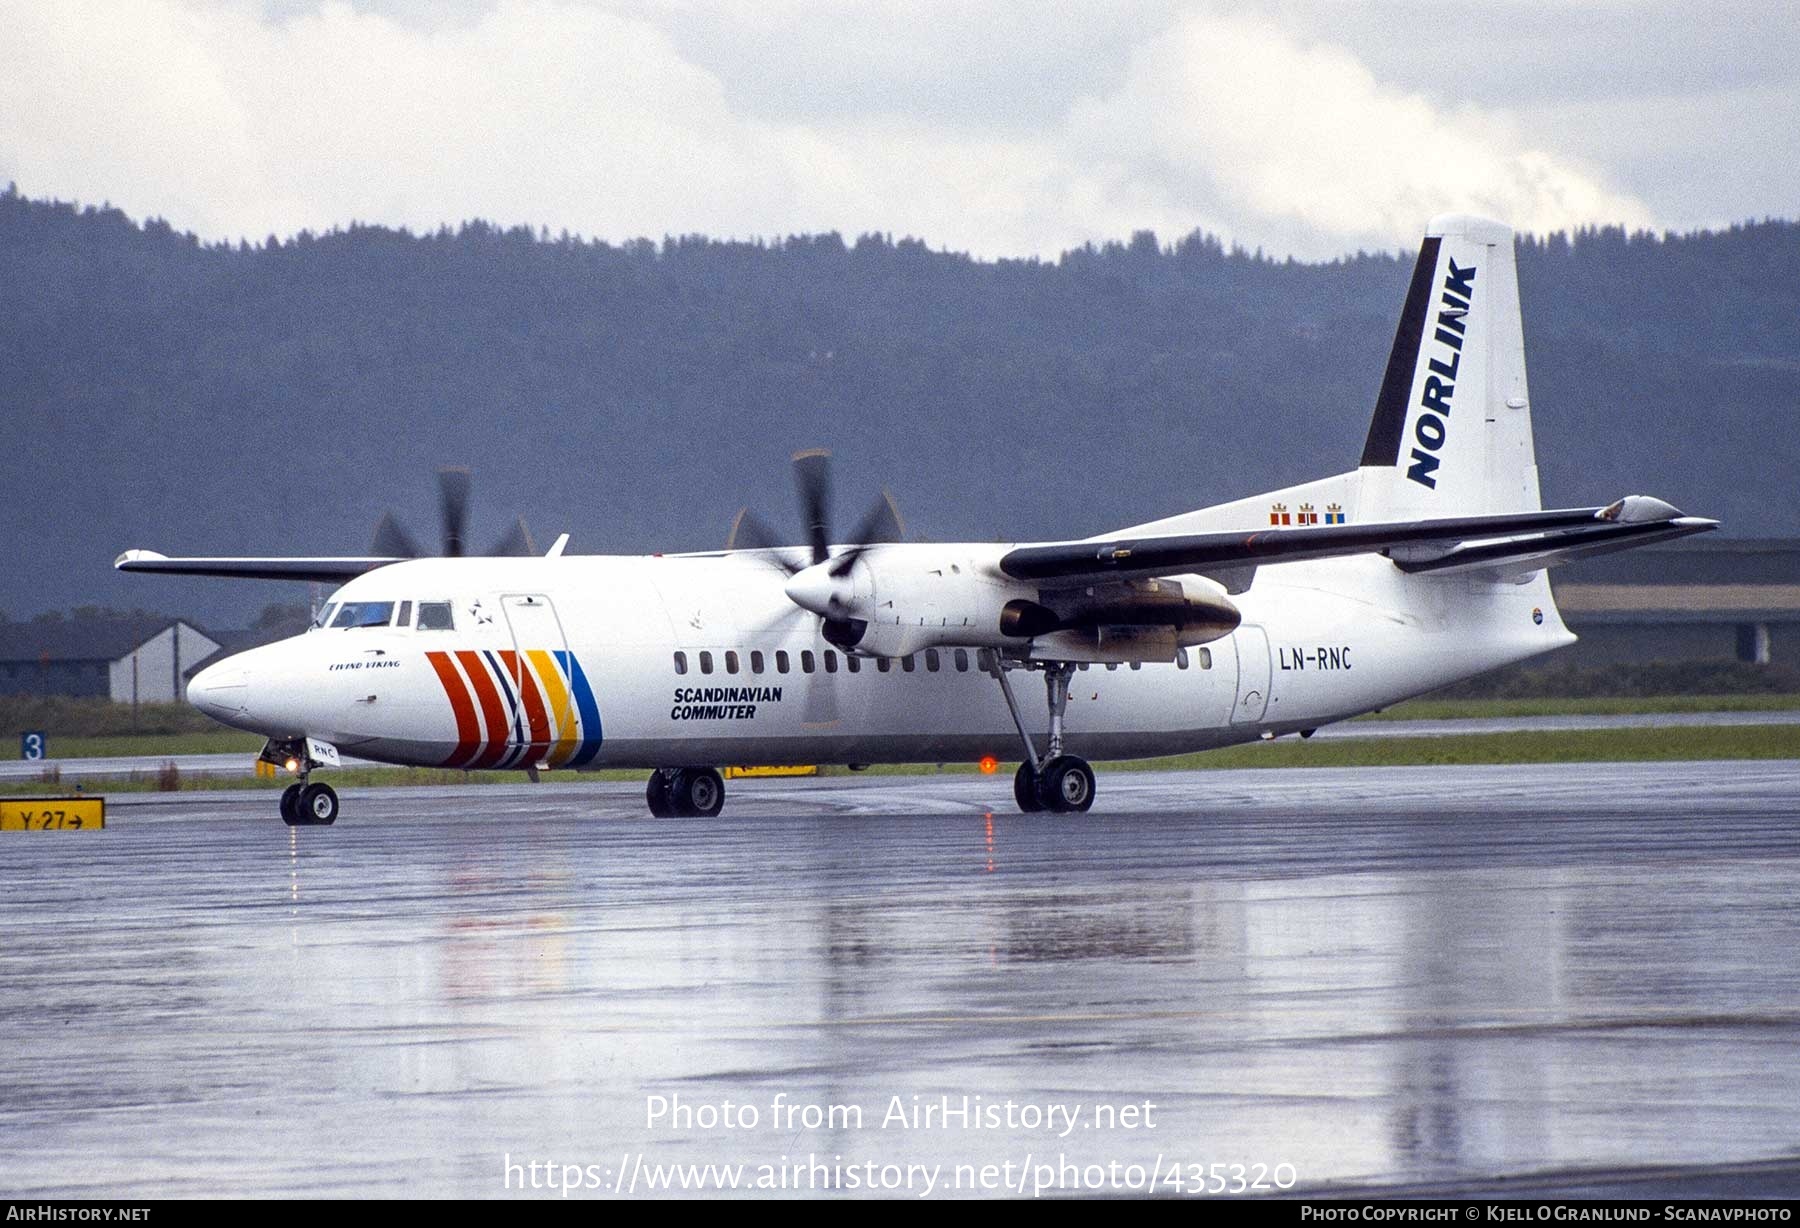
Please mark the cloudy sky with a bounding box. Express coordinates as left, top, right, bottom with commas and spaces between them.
0, 0, 1792, 259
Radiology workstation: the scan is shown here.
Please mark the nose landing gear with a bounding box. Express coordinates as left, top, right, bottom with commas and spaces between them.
267, 738, 339, 826
988, 659, 1096, 814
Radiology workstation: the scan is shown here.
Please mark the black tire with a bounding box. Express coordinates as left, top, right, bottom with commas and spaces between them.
646, 771, 673, 818
671, 767, 725, 817
1036, 756, 1096, 814
299, 782, 339, 826
1013, 762, 1044, 813
279, 783, 304, 826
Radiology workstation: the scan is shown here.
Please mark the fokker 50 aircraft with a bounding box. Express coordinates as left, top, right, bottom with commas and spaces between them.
120, 216, 1714, 826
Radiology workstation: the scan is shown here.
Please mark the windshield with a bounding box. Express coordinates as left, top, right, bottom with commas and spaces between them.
310, 603, 338, 630
330, 601, 395, 629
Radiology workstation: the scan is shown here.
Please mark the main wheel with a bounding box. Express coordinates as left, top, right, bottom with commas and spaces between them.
299, 782, 339, 826
669, 767, 725, 817
1036, 756, 1095, 814
279, 783, 304, 826
1013, 762, 1043, 813
646, 771, 674, 817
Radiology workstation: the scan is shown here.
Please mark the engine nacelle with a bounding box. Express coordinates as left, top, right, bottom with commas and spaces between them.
844, 544, 1035, 658
828, 546, 1241, 665
1007, 576, 1241, 664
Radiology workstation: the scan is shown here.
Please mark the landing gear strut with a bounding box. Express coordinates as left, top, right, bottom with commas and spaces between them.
989, 659, 1096, 814
646, 768, 726, 818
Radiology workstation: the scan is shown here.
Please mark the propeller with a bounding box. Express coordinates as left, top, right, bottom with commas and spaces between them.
371, 467, 537, 560
725, 451, 905, 719
727, 450, 904, 584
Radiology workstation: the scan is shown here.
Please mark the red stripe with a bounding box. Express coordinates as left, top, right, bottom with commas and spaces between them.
426, 651, 480, 768
456, 650, 512, 770
501, 650, 552, 765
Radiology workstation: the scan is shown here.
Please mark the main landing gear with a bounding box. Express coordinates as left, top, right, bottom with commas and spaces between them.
280, 779, 339, 826
988, 659, 1096, 814
646, 767, 726, 818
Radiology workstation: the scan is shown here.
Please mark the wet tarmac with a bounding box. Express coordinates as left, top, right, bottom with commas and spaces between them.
3, 761, 1798, 1199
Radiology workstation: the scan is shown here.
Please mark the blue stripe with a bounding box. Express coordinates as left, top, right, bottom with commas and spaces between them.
557, 650, 604, 767
483, 649, 527, 769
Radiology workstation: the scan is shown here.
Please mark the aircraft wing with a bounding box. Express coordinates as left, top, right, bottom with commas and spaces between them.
998, 497, 1717, 586
114, 550, 402, 582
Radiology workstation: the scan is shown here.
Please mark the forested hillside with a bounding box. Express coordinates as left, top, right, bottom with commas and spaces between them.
3, 184, 1795, 626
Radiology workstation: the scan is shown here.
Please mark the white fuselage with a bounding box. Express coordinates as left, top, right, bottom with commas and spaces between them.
188, 550, 1573, 771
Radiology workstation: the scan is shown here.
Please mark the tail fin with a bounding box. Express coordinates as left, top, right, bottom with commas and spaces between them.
1359, 215, 1540, 519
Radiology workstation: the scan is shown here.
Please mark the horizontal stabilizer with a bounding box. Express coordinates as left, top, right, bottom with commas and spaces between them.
114, 549, 401, 582
1389, 516, 1718, 577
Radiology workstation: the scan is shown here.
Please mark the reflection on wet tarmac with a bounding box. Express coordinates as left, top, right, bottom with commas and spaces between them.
1, 761, 1797, 1197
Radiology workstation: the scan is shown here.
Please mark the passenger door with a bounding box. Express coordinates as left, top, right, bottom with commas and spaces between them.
1232, 625, 1271, 725
500, 594, 580, 765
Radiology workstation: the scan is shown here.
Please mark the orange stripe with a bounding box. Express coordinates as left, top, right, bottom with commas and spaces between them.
426, 651, 480, 768
501, 650, 552, 765
455, 650, 511, 770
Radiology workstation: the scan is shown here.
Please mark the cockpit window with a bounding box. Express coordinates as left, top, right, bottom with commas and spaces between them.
416, 602, 455, 631
331, 601, 395, 629
310, 603, 338, 630
396, 600, 413, 628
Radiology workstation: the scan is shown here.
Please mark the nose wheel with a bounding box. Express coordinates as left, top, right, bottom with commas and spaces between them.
279, 780, 338, 826
989, 660, 1096, 814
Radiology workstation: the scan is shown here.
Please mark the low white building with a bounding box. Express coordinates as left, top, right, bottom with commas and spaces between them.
0, 618, 222, 703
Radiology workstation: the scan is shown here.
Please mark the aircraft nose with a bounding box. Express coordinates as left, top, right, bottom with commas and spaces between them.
187, 658, 249, 722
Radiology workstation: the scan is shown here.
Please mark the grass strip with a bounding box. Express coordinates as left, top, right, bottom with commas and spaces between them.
4, 724, 1794, 795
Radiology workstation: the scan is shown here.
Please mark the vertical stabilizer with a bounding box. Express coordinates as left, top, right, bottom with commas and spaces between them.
1359, 215, 1540, 519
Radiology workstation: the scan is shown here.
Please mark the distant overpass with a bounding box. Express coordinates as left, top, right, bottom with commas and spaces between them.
1552, 538, 1799, 667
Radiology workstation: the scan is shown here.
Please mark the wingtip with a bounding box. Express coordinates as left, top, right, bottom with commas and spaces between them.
113, 548, 167, 570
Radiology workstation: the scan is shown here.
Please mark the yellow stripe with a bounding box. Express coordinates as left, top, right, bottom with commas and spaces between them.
529, 649, 578, 767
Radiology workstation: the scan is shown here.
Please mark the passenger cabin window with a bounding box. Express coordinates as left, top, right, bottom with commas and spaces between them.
925, 649, 941, 672
954, 649, 969, 672
751, 651, 765, 674
902, 655, 916, 672
332, 601, 394, 629
1198, 647, 1213, 669
674, 652, 688, 675
776, 650, 791, 674
823, 651, 838, 674
416, 602, 455, 631
801, 650, 816, 673
699, 651, 714, 675
845, 654, 860, 673
1130, 661, 1142, 670
726, 650, 740, 674
1176, 648, 1189, 669
877, 657, 892, 673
